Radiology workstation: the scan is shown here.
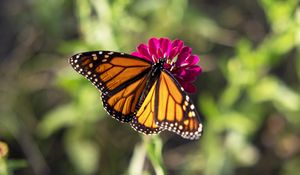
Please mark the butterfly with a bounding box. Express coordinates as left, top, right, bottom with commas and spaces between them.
69, 51, 203, 140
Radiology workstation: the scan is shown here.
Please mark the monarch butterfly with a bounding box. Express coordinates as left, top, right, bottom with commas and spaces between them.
69, 50, 203, 140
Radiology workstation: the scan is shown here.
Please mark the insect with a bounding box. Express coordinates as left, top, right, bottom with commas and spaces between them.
69, 51, 203, 140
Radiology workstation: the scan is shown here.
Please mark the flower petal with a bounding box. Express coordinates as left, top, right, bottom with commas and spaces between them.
148, 38, 159, 59
176, 80, 197, 93
183, 66, 202, 80
132, 51, 152, 62
185, 55, 200, 65
169, 47, 179, 60
172, 65, 202, 82
159, 38, 172, 58
131, 51, 143, 57
183, 83, 197, 93
172, 39, 184, 50
163, 63, 172, 69
169, 39, 184, 59
137, 43, 151, 58
176, 46, 192, 66
186, 65, 202, 75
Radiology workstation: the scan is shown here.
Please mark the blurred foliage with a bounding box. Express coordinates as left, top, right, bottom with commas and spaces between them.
0, 0, 300, 175
0, 141, 27, 175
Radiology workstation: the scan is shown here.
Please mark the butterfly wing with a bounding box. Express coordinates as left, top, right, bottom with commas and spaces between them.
131, 70, 203, 140
131, 79, 163, 134
69, 51, 152, 123
156, 70, 203, 139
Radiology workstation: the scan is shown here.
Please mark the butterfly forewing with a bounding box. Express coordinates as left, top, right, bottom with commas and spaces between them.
69, 51, 152, 122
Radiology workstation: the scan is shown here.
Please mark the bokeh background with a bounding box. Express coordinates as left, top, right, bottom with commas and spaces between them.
1, 0, 300, 175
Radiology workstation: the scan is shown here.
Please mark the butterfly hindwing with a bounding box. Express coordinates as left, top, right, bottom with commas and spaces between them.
130, 79, 163, 134
156, 70, 203, 140
69, 51, 152, 122
131, 70, 203, 139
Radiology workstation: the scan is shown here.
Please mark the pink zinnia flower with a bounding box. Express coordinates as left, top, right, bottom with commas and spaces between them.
132, 37, 202, 93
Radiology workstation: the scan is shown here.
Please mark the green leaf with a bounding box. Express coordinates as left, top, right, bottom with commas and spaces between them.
249, 77, 300, 112
65, 130, 100, 175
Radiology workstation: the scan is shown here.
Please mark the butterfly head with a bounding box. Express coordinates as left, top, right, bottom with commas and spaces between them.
153, 58, 166, 69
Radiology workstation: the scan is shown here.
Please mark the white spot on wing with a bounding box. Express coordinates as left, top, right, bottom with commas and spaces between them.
191, 104, 195, 110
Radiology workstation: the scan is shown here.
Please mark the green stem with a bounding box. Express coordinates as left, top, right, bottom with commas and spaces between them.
128, 142, 146, 175
0, 158, 9, 175
144, 135, 167, 175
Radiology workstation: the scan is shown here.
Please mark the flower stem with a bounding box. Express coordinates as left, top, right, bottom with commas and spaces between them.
143, 135, 167, 175
128, 142, 146, 175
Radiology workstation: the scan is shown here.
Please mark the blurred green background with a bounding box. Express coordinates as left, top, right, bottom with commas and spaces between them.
0, 0, 300, 175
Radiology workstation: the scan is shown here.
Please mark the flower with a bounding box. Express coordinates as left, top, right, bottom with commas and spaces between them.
132, 37, 202, 93
0, 141, 9, 158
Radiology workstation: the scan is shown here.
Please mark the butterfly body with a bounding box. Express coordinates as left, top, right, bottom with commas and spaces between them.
69, 51, 203, 140
135, 58, 165, 109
